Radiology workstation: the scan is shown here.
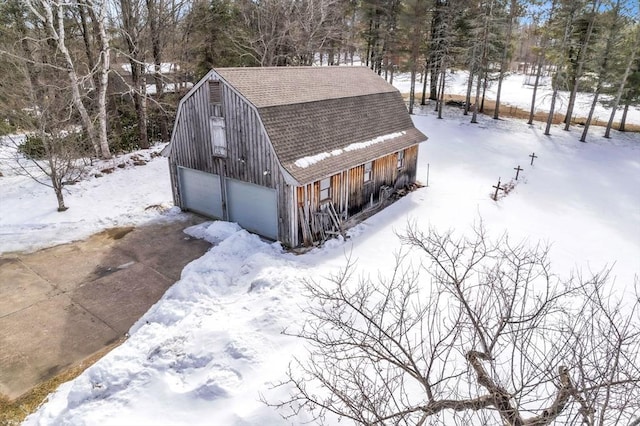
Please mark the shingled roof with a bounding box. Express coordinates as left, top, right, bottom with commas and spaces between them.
213, 66, 427, 184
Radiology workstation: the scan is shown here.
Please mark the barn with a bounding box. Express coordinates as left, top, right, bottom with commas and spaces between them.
164, 66, 427, 247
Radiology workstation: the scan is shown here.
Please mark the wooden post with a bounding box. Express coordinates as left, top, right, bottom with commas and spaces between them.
426, 163, 430, 187
514, 165, 523, 180
529, 152, 538, 166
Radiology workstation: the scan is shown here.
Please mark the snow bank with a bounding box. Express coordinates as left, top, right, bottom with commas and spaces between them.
25, 223, 311, 426
0, 141, 177, 254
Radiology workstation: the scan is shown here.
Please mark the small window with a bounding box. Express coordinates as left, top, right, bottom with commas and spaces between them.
397, 150, 405, 169
209, 81, 221, 104
363, 161, 372, 183
320, 177, 331, 201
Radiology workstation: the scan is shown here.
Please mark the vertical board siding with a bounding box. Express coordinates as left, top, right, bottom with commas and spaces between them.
169, 73, 294, 246
330, 174, 342, 208
398, 145, 419, 187
296, 146, 421, 240
169, 71, 421, 248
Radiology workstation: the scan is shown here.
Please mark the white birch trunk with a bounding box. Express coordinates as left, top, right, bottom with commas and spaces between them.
27, 0, 102, 157
93, 0, 112, 158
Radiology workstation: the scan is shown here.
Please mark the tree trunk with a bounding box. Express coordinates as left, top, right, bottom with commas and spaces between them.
120, 0, 149, 148
54, 181, 68, 211
437, 62, 446, 119
619, 102, 629, 131
544, 85, 560, 135
473, 0, 492, 120
464, 69, 474, 115
427, 6, 439, 101
563, 0, 600, 131
43, 134, 68, 211
480, 70, 488, 113
528, 57, 543, 125
579, 87, 601, 142
581, 0, 621, 142
77, 5, 98, 89
147, 0, 169, 142
545, 1, 575, 136
409, 68, 416, 114
421, 62, 428, 105
365, 18, 373, 67
471, 69, 482, 123
428, 60, 438, 100
89, 0, 112, 158
31, 0, 102, 157
604, 30, 638, 138
493, 0, 517, 120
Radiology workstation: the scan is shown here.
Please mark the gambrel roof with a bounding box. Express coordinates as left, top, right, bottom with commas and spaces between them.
213, 66, 426, 185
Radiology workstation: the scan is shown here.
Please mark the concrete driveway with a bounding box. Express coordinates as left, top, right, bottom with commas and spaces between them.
0, 215, 211, 400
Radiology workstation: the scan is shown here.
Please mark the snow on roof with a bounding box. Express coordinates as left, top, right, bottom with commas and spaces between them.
294, 131, 407, 169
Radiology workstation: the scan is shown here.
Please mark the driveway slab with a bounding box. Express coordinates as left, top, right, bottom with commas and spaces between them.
0, 259, 58, 317
0, 216, 210, 400
0, 294, 119, 398
72, 261, 173, 335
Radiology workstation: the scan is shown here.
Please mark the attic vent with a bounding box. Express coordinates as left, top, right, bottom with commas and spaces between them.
209, 81, 221, 104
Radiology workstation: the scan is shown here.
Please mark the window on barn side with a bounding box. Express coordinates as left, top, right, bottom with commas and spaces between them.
364, 161, 372, 183
210, 116, 227, 157
397, 150, 405, 169
320, 177, 331, 201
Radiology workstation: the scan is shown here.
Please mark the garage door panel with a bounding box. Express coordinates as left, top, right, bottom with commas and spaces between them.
226, 179, 278, 240
178, 167, 223, 219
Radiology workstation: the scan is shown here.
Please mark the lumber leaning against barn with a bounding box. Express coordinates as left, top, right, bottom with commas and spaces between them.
166, 67, 426, 247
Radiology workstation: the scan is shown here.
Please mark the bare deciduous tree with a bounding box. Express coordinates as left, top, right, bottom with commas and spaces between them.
273, 222, 640, 425
22, 0, 112, 159
233, 0, 346, 66
4, 96, 89, 212
115, 0, 150, 149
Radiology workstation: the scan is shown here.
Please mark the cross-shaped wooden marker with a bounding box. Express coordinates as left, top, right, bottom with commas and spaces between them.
529, 152, 538, 166
514, 165, 523, 180
492, 178, 503, 200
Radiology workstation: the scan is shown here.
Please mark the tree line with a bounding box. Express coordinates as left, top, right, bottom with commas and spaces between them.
1, 0, 639, 151
0, 0, 638, 209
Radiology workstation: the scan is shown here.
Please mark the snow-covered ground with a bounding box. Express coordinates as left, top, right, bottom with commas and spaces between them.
393, 70, 640, 126
0, 141, 178, 254
9, 104, 638, 425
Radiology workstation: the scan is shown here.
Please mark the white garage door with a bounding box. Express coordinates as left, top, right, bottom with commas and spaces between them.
178, 167, 223, 219
226, 178, 278, 240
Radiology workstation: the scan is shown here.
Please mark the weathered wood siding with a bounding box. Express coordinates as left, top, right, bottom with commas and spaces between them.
169, 72, 296, 246
398, 145, 419, 188
169, 70, 420, 248
346, 146, 419, 215
294, 145, 420, 242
